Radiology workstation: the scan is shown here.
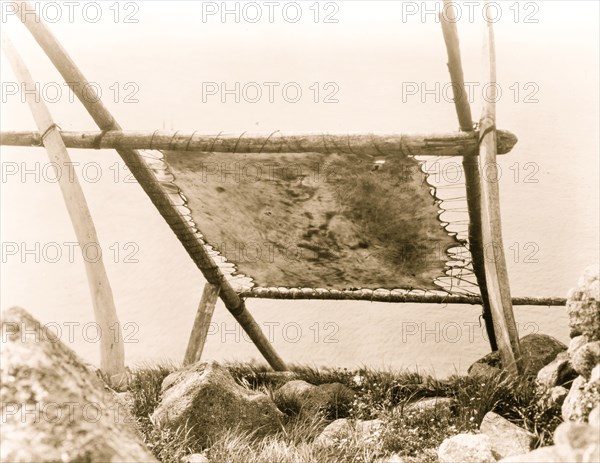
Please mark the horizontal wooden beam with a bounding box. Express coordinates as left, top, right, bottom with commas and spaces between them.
239, 288, 565, 306
0, 129, 518, 157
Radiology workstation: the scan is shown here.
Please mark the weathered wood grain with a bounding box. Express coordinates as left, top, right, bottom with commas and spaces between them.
0, 129, 518, 157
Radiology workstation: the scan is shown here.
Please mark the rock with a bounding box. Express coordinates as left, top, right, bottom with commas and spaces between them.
401, 397, 456, 418
0, 307, 158, 463
438, 433, 496, 463
263, 371, 299, 386
591, 364, 600, 383
571, 342, 600, 379
518, 334, 567, 375
536, 351, 577, 388
375, 454, 404, 463
582, 378, 600, 419
584, 446, 600, 463
569, 335, 589, 356
554, 421, 600, 462
566, 265, 600, 340
499, 446, 562, 462
562, 375, 600, 422
562, 376, 586, 422
589, 405, 600, 429
501, 408, 600, 463
543, 386, 569, 410
152, 361, 283, 446
468, 362, 502, 378
315, 418, 383, 446
275, 379, 314, 404
480, 411, 535, 459
181, 454, 209, 463
469, 334, 566, 376
274, 380, 354, 417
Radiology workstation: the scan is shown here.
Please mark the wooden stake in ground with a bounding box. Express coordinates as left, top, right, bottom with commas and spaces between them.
183, 283, 221, 366
439, 0, 497, 352
478, 11, 522, 374
13, 1, 287, 371
0, 31, 125, 380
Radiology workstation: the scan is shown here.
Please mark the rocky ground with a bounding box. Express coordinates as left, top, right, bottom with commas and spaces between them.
1, 265, 598, 463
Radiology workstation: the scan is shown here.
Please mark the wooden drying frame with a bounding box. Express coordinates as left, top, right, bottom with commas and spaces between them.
2, 1, 553, 374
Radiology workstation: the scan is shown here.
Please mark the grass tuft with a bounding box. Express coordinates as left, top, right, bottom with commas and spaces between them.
122, 361, 562, 463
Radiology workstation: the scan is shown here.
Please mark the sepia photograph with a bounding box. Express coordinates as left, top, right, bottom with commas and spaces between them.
1, 1, 599, 462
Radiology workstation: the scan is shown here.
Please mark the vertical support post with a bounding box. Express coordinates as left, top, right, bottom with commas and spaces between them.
184, 283, 221, 366
478, 9, 522, 374
14, 1, 288, 371
439, 0, 497, 351
1, 31, 125, 380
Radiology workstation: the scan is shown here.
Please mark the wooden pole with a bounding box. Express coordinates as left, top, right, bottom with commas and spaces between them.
0, 129, 518, 157
439, 1, 474, 133
439, 0, 497, 351
0, 31, 125, 380
240, 288, 566, 306
478, 10, 522, 374
13, 1, 288, 371
183, 283, 220, 366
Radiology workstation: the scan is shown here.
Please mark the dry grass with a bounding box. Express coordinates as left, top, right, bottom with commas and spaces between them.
122, 362, 562, 463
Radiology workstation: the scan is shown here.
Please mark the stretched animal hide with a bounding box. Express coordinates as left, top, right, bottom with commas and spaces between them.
162, 150, 459, 291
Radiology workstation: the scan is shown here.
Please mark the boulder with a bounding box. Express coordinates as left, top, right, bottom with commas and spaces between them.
569, 335, 589, 356
438, 434, 496, 463
499, 446, 562, 462
554, 421, 600, 462
566, 265, 600, 340
0, 307, 158, 463
562, 375, 600, 422
469, 334, 566, 376
275, 379, 314, 404
562, 376, 586, 422
274, 379, 354, 417
401, 397, 456, 418
315, 418, 383, 446
501, 407, 600, 463
592, 365, 600, 383
152, 361, 283, 446
536, 351, 577, 388
480, 411, 535, 459
589, 405, 600, 429
181, 454, 210, 463
468, 362, 502, 378
262, 371, 299, 386
375, 454, 404, 463
515, 334, 567, 374
570, 342, 600, 379
542, 386, 569, 411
